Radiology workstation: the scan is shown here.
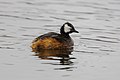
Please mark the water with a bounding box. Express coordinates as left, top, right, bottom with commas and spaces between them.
0, 0, 120, 80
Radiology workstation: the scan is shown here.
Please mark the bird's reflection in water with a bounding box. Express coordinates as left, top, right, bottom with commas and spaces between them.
32, 49, 76, 65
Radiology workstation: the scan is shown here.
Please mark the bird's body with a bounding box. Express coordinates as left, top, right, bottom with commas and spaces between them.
31, 22, 78, 51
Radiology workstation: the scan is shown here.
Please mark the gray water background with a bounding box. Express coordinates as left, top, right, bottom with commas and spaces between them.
0, 0, 120, 80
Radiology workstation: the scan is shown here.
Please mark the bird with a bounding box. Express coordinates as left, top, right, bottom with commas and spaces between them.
31, 22, 79, 51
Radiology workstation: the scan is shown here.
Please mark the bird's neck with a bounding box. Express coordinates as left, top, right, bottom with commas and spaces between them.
60, 33, 70, 38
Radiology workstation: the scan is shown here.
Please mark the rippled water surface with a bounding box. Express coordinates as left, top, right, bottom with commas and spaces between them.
0, 0, 120, 80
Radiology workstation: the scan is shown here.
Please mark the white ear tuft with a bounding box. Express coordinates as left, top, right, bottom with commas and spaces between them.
64, 24, 71, 33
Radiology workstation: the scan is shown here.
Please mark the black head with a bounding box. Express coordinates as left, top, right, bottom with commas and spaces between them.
60, 22, 79, 35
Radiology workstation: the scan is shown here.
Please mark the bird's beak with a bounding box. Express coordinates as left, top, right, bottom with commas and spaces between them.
73, 30, 79, 33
